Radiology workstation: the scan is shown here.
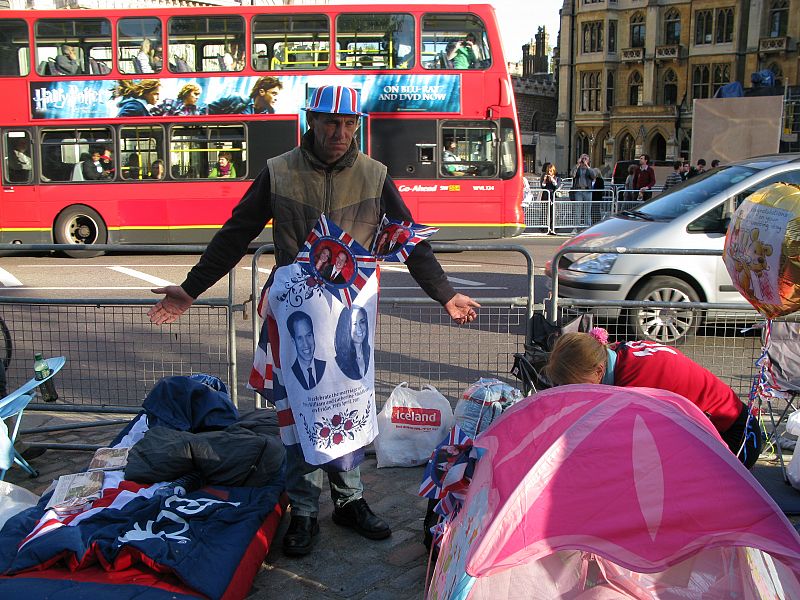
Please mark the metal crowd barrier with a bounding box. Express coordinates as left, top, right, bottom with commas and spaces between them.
523, 184, 666, 235
251, 243, 535, 408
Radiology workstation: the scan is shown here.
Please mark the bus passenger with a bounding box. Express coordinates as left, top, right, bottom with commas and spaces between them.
122, 152, 140, 180
136, 39, 154, 74
149, 159, 165, 180
153, 83, 205, 116
55, 44, 80, 75
209, 152, 236, 178
111, 80, 161, 117
82, 149, 111, 181
148, 84, 479, 558
207, 76, 282, 115
453, 33, 482, 69
8, 138, 32, 183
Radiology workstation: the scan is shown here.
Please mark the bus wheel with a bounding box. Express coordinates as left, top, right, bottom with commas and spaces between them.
53, 205, 108, 258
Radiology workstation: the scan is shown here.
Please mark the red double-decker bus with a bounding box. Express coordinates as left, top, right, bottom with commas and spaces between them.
0, 4, 523, 255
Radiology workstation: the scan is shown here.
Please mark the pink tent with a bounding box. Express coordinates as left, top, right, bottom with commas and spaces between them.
429, 385, 800, 599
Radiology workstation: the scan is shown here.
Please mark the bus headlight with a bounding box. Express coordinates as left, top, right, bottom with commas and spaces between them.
569, 253, 618, 274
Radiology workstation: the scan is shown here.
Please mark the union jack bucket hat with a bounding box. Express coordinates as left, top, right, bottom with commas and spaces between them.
304, 85, 364, 116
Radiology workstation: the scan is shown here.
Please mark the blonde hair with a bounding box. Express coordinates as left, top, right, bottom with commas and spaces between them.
543, 332, 607, 386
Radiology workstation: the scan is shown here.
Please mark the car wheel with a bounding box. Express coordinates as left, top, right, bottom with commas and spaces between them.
53, 205, 107, 258
629, 276, 700, 344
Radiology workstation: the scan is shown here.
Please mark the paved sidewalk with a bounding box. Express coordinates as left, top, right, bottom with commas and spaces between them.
5, 410, 433, 599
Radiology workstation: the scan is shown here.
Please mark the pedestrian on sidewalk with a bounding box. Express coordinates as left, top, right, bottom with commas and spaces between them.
147, 85, 479, 557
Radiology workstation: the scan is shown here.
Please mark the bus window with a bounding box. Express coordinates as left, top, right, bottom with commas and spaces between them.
499, 118, 518, 179
440, 122, 498, 178
0, 19, 30, 77
40, 127, 113, 182
118, 17, 162, 75
252, 14, 329, 71
170, 124, 246, 180
168, 15, 244, 73
336, 13, 414, 70
34, 18, 111, 76
3, 131, 33, 185
421, 13, 491, 70
120, 125, 164, 181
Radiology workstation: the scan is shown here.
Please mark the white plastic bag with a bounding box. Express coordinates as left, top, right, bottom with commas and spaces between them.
374, 383, 454, 468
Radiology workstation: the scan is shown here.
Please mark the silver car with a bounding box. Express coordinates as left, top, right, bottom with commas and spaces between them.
547, 153, 800, 342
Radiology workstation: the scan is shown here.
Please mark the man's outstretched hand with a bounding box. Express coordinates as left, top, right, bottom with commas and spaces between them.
444, 293, 480, 325
148, 286, 194, 325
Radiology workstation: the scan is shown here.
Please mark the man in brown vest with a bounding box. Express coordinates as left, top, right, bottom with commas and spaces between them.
148, 85, 478, 556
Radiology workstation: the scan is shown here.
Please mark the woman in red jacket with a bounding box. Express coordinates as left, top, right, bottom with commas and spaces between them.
543, 328, 762, 468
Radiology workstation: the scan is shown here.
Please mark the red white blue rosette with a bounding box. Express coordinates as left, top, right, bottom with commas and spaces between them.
371, 215, 439, 263
295, 214, 377, 307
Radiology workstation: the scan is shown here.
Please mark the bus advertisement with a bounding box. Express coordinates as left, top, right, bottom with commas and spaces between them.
0, 4, 524, 256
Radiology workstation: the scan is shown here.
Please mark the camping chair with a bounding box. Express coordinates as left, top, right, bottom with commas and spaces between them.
0, 389, 38, 480
511, 312, 593, 395
757, 321, 800, 480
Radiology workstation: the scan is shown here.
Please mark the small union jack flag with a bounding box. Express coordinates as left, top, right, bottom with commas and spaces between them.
295, 214, 377, 307
372, 215, 439, 263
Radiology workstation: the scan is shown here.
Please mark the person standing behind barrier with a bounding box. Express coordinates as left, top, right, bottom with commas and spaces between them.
146, 85, 479, 559
663, 161, 683, 191
623, 164, 637, 203
571, 154, 594, 230
543, 330, 763, 469
633, 154, 655, 201
590, 168, 605, 224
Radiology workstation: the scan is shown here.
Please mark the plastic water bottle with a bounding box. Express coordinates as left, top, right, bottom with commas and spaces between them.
33, 352, 58, 402
154, 472, 204, 498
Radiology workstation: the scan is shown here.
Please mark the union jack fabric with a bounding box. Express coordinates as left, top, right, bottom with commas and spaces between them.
372, 215, 439, 263
295, 214, 376, 308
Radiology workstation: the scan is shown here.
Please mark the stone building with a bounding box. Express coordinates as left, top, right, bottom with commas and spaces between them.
555, 0, 799, 173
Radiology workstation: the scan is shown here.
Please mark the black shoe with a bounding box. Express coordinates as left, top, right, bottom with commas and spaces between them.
282, 515, 319, 556
332, 498, 391, 540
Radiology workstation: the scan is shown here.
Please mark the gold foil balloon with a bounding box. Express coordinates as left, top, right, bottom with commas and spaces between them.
723, 182, 800, 319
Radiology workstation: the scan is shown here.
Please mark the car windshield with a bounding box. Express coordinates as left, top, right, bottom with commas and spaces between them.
632, 165, 759, 220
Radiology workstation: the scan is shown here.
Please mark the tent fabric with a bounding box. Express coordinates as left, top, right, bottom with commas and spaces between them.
429, 385, 800, 599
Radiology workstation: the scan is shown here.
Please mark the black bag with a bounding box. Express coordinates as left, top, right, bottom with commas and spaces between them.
511, 313, 593, 393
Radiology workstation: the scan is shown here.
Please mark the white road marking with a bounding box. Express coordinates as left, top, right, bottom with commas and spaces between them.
107, 266, 174, 287
443, 276, 484, 286
0, 267, 22, 287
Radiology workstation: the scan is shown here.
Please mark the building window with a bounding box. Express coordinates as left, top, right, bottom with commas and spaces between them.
768, 0, 788, 38
580, 71, 601, 111
692, 64, 711, 99
664, 9, 681, 45
630, 13, 645, 48
715, 8, 734, 43
768, 62, 784, 87
606, 71, 615, 110
628, 71, 642, 106
662, 69, 678, 104
620, 132, 636, 161
608, 21, 617, 52
712, 63, 730, 96
582, 21, 603, 53
695, 10, 713, 45
576, 132, 590, 163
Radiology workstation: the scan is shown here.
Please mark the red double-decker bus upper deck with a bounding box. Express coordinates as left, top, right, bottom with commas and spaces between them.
0, 4, 524, 252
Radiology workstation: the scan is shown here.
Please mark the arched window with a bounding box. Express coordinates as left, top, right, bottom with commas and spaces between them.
580, 71, 601, 111
606, 71, 615, 110
620, 132, 636, 161
692, 64, 710, 99
576, 131, 590, 163
630, 13, 645, 48
768, 62, 784, 87
649, 133, 666, 161
712, 64, 730, 96
769, 0, 788, 37
715, 7, 734, 43
664, 8, 681, 45
628, 71, 642, 106
662, 69, 678, 104
695, 10, 713, 45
